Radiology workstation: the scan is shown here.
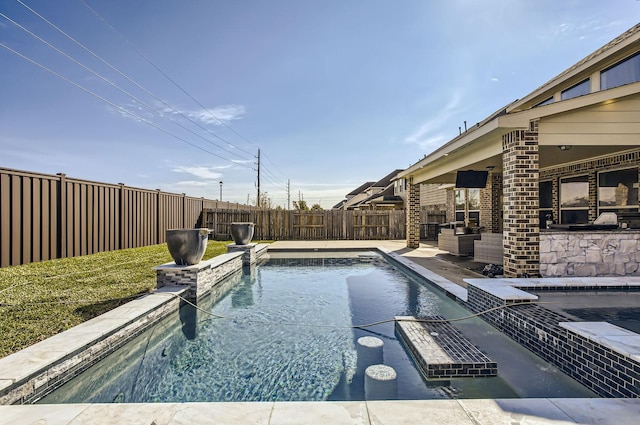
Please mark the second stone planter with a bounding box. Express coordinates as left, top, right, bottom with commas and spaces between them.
230, 222, 255, 245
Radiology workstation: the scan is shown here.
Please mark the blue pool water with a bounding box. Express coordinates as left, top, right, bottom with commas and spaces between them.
533, 290, 640, 334
39, 252, 595, 403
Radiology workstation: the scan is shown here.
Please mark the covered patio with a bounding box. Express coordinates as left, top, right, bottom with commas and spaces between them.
400, 24, 640, 278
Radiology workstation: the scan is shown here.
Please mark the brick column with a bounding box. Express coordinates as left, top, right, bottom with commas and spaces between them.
502, 128, 540, 277
480, 173, 502, 233
406, 177, 420, 248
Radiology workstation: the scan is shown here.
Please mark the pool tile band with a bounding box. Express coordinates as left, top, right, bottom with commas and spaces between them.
464, 277, 640, 397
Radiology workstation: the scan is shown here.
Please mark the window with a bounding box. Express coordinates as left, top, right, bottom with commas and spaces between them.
601, 52, 640, 90
534, 96, 554, 108
561, 79, 590, 100
539, 180, 554, 226
560, 175, 589, 224
598, 167, 639, 216
455, 188, 480, 225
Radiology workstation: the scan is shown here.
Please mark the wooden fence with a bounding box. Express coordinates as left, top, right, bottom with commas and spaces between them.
202, 209, 406, 241
1, 167, 409, 268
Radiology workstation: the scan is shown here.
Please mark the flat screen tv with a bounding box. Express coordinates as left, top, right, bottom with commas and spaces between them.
455, 170, 488, 188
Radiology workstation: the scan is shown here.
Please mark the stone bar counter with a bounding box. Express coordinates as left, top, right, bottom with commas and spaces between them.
540, 228, 640, 277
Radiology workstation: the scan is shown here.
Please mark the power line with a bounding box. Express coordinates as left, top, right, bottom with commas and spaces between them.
0, 42, 252, 166
79, 0, 256, 158
10, 0, 291, 190
13, 0, 253, 162
79, 0, 293, 185
260, 151, 288, 181
0, 12, 253, 165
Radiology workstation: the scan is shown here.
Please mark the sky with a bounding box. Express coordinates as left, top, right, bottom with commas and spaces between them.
1, 1, 639, 208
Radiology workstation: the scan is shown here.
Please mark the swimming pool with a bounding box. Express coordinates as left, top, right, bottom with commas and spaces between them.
532, 290, 640, 334
39, 252, 595, 403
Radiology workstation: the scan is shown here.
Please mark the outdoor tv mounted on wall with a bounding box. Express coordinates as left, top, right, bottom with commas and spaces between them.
455, 170, 488, 188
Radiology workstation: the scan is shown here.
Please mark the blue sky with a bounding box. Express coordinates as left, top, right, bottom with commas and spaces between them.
1, 1, 638, 208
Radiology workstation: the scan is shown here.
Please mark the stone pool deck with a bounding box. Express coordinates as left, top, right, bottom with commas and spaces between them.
1, 240, 640, 424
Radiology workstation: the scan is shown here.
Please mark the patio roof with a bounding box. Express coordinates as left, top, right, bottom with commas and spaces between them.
399, 24, 640, 185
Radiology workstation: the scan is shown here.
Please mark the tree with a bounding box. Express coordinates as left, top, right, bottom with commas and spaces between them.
292, 200, 309, 211
257, 192, 273, 209
311, 203, 323, 211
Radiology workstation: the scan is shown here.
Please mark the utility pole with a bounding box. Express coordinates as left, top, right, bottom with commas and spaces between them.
256, 149, 261, 207
287, 179, 291, 210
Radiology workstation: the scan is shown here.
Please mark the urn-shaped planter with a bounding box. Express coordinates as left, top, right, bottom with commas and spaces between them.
166, 228, 209, 265
230, 222, 255, 245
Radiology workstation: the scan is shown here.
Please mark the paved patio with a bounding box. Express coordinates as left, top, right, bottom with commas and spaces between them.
2, 240, 639, 424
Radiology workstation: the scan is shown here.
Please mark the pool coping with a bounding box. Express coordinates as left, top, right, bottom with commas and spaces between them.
464, 276, 640, 362
2, 242, 640, 423
0, 244, 269, 405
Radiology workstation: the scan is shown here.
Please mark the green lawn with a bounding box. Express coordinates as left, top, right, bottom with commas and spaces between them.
0, 241, 232, 358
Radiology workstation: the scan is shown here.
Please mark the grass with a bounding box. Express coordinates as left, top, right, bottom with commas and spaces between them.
0, 241, 233, 358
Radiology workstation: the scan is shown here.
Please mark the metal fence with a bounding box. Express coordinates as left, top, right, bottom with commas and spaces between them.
0, 168, 253, 267
1, 167, 410, 267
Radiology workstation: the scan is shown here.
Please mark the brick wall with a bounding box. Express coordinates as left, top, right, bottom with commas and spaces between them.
406, 178, 421, 248
539, 148, 640, 222
480, 173, 502, 233
466, 285, 640, 397
501, 129, 540, 277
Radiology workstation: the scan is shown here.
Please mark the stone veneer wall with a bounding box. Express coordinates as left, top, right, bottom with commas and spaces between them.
445, 188, 455, 223
540, 231, 640, 277
156, 254, 244, 300
466, 285, 640, 397
501, 127, 540, 277
406, 177, 421, 248
4, 292, 183, 404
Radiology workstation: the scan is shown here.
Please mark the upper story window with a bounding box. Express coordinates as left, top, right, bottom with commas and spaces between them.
534, 96, 554, 108
601, 51, 640, 90
561, 79, 590, 100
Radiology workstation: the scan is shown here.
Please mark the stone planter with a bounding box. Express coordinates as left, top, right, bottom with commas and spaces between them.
230, 222, 255, 245
166, 228, 209, 265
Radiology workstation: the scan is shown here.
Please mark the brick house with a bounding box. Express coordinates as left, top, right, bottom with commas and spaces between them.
399, 24, 640, 278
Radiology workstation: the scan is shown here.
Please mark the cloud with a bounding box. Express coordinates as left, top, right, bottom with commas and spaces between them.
172, 165, 225, 179
182, 105, 246, 125
491, 77, 499, 82
171, 180, 213, 188
405, 90, 464, 150
231, 158, 253, 165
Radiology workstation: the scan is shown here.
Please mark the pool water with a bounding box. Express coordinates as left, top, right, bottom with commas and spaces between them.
533, 290, 640, 334
39, 252, 595, 403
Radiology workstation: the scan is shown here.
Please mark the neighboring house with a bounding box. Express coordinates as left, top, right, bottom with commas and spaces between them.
337, 181, 374, 210
347, 169, 405, 210
399, 24, 640, 278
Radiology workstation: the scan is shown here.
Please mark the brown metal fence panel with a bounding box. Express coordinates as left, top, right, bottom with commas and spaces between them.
0, 170, 60, 267
158, 193, 185, 243
185, 197, 203, 229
